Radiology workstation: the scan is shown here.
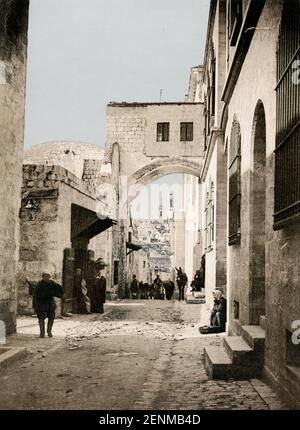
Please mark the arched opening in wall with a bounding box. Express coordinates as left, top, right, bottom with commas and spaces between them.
249, 101, 266, 325
127, 172, 205, 304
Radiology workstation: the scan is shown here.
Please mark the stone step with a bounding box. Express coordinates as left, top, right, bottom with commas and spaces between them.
193, 292, 205, 299
241, 325, 265, 351
0, 347, 27, 369
223, 336, 254, 366
186, 292, 205, 304
260, 316, 266, 331
204, 346, 232, 379
204, 345, 262, 380
186, 299, 206, 304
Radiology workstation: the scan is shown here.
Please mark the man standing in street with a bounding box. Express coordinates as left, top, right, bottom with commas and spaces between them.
33, 272, 64, 338
90, 270, 107, 313
73, 268, 90, 314
153, 274, 164, 300
130, 274, 140, 299
176, 267, 188, 302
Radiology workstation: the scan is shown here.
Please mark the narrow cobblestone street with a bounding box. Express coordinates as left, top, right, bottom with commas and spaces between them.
0, 301, 286, 410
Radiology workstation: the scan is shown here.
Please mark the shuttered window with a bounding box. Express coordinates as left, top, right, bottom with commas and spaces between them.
157, 123, 169, 142
228, 117, 241, 245
274, 0, 300, 230
180, 122, 194, 141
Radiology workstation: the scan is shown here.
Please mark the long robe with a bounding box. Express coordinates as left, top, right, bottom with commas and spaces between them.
74, 274, 90, 314
90, 275, 106, 313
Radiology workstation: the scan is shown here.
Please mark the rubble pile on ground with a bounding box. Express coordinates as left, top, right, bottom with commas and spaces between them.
64, 320, 193, 343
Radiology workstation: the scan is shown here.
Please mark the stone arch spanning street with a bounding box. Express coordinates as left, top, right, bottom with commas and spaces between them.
129, 158, 201, 188
104, 101, 204, 298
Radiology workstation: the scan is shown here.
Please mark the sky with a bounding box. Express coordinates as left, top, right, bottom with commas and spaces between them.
131, 174, 185, 220
24, 0, 210, 149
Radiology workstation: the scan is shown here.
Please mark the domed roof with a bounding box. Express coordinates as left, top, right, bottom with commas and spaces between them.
24, 141, 105, 179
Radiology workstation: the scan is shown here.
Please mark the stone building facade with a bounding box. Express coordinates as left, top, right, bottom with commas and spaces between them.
104, 102, 204, 297
18, 142, 115, 315
0, 0, 29, 334
182, 175, 202, 285
169, 211, 186, 280
201, 0, 300, 406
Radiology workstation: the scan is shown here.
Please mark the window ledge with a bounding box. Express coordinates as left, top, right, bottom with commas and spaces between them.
273, 211, 300, 231
228, 233, 241, 246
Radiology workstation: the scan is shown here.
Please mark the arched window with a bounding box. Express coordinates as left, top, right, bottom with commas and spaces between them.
228, 116, 241, 245
274, 0, 300, 230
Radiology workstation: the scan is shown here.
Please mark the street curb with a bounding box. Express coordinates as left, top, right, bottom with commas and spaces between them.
0, 347, 27, 369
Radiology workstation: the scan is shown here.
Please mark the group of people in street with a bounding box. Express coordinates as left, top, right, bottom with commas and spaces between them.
28, 255, 226, 339
28, 267, 107, 339
130, 274, 175, 300
129, 269, 189, 302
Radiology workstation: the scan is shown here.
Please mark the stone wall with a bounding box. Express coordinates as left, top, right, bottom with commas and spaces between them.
201, 145, 217, 311
200, 0, 227, 311
18, 164, 97, 315
106, 102, 203, 180
226, 0, 283, 327
82, 159, 103, 195
0, 1, 29, 333
224, 0, 300, 405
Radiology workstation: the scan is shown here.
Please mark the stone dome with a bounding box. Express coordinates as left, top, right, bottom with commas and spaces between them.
24, 141, 105, 179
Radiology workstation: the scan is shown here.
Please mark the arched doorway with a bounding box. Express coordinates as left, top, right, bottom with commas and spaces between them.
249, 101, 266, 325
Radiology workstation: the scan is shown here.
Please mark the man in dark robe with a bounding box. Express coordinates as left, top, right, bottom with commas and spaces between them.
90, 271, 106, 313
163, 278, 175, 300
143, 282, 150, 299
33, 272, 64, 338
153, 274, 164, 299
191, 270, 202, 292
139, 281, 146, 299
73, 268, 90, 314
130, 275, 140, 299
199, 254, 206, 291
176, 267, 188, 301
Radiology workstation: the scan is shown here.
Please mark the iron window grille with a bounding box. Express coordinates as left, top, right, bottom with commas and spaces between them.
157, 122, 170, 142
274, 0, 300, 230
228, 116, 241, 245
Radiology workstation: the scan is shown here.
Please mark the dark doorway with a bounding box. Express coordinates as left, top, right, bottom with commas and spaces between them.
62, 204, 115, 314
